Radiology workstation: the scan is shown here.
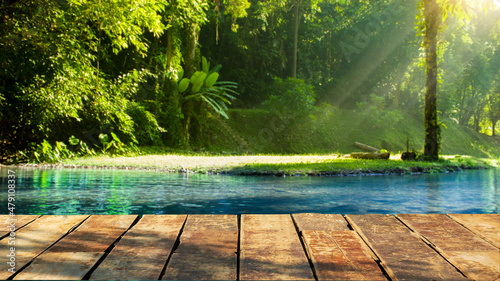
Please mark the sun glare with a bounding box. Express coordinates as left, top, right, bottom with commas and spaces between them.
467, 0, 500, 9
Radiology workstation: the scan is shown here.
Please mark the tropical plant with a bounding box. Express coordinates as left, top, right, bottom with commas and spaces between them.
177, 57, 239, 142
98, 132, 139, 155
33, 140, 73, 163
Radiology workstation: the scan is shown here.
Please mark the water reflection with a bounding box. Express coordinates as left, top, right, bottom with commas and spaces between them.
0, 167, 498, 215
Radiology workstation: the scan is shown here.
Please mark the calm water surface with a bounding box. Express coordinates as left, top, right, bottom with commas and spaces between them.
0, 167, 498, 215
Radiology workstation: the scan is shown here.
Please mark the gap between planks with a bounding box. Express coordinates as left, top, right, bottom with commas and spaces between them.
1, 215, 91, 280
4, 214, 499, 281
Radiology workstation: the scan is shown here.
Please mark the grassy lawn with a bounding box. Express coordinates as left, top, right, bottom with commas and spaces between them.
58, 154, 497, 176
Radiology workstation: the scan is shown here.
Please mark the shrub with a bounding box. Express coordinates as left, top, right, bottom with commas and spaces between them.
357, 94, 403, 128
126, 102, 165, 146
263, 77, 316, 124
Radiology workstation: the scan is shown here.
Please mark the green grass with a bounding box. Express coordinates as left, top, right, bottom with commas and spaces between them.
202, 109, 500, 157
27, 108, 500, 176
59, 154, 495, 176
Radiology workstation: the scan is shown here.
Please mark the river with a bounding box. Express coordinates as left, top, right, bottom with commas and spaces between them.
1, 167, 498, 215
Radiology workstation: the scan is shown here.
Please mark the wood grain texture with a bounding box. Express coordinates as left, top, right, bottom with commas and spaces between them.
46, 215, 138, 252
163, 215, 238, 280
90, 215, 186, 280
14, 252, 102, 280
397, 214, 500, 281
448, 214, 500, 249
1, 215, 40, 238
240, 214, 314, 280
346, 214, 468, 281
0, 215, 88, 280
293, 214, 385, 281
292, 213, 350, 232
14, 215, 137, 280
1, 214, 497, 280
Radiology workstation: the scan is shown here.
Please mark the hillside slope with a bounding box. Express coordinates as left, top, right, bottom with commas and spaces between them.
203, 109, 500, 157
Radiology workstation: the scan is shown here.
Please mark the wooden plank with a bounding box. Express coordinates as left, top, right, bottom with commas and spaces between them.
1, 215, 40, 238
240, 214, 314, 280
397, 214, 500, 281
0, 215, 88, 280
345, 214, 468, 281
293, 213, 350, 232
14, 252, 102, 280
163, 215, 238, 280
293, 214, 386, 281
39, 215, 138, 253
14, 215, 137, 280
448, 214, 500, 249
90, 215, 186, 280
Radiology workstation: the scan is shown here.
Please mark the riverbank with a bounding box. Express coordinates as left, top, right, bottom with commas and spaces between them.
11, 154, 495, 176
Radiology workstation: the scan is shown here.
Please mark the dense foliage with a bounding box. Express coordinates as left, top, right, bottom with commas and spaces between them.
0, 0, 499, 162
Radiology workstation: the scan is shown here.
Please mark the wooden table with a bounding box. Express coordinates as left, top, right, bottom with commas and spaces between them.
1, 214, 499, 280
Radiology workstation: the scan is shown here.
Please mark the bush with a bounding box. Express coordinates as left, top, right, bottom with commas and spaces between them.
356, 94, 403, 128
126, 102, 165, 146
263, 77, 316, 124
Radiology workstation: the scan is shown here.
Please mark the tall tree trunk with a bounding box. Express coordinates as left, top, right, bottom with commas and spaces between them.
185, 23, 200, 77
166, 25, 176, 73
292, 0, 301, 78
473, 109, 480, 132
458, 88, 465, 125
423, 0, 441, 160
183, 22, 201, 145
492, 121, 496, 137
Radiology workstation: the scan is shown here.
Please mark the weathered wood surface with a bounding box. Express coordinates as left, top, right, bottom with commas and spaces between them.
240, 214, 314, 280
0, 215, 88, 280
90, 215, 186, 280
1, 215, 40, 237
346, 214, 468, 280
14, 215, 137, 280
397, 214, 500, 280
293, 214, 385, 280
293, 213, 350, 232
15, 252, 102, 280
4, 213, 500, 280
448, 214, 500, 249
163, 215, 238, 280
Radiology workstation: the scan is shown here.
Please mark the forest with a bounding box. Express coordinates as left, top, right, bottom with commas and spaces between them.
1, 0, 499, 162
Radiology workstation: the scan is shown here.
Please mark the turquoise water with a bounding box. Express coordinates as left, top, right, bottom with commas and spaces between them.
0, 167, 498, 215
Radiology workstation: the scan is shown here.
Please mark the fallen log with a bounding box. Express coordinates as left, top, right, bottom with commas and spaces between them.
350, 152, 390, 160
354, 142, 380, 153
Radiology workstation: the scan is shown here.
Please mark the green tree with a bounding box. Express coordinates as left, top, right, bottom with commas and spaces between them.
291, 0, 330, 78
486, 79, 500, 136
420, 0, 443, 160
0, 0, 166, 157
418, 0, 496, 159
